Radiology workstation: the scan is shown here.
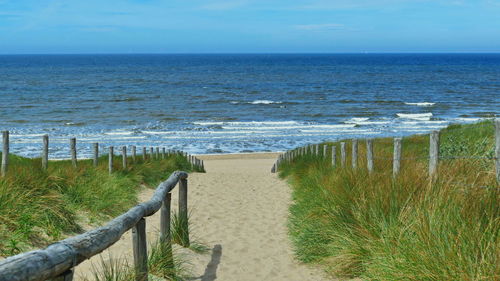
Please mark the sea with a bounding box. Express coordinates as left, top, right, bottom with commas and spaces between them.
0, 54, 499, 159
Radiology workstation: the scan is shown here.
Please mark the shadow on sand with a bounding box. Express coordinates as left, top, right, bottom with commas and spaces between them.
188, 244, 222, 281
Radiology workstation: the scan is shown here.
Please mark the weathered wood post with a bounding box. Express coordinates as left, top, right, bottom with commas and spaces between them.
352, 139, 358, 169
132, 218, 148, 281
70, 138, 77, 168
132, 145, 136, 163
42, 134, 49, 170
108, 146, 114, 174
315, 144, 319, 155
160, 192, 174, 267
52, 269, 74, 281
156, 147, 160, 160
393, 138, 402, 177
162, 147, 166, 159
122, 146, 127, 169
340, 142, 346, 167
142, 147, 147, 161
150, 147, 154, 160
93, 143, 99, 167
2, 131, 9, 177
323, 145, 327, 158
160, 193, 172, 241
429, 131, 440, 178
366, 139, 374, 173
178, 176, 190, 247
332, 145, 336, 167
495, 119, 500, 183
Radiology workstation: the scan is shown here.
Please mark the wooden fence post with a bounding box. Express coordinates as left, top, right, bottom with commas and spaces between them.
323, 145, 327, 158
42, 134, 49, 170
156, 147, 160, 160
332, 145, 336, 167
160, 193, 174, 267
108, 146, 114, 174
429, 131, 440, 178
2, 131, 9, 177
122, 146, 127, 169
70, 138, 77, 168
93, 143, 99, 167
315, 144, 319, 155
352, 139, 358, 169
142, 147, 147, 161
393, 138, 402, 177
150, 147, 154, 160
132, 146, 136, 163
162, 147, 166, 159
366, 139, 374, 173
178, 177, 190, 247
495, 119, 500, 183
132, 218, 148, 281
340, 142, 346, 167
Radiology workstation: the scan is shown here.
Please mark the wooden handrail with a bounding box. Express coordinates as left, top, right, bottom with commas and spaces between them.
0, 170, 188, 281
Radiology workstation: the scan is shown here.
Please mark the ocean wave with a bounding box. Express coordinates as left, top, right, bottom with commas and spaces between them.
250, 100, 282, 105
104, 131, 134, 136
10, 133, 47, 138
396, 113, 433, 121
142, 131, 176, 135
345, 117, 370, 123
454, 117, 483, 122
405, 102, 436, 107
222, 124, 357, 130
193, 121, 300, 126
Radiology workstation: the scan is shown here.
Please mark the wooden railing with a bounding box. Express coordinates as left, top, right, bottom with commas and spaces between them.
0, 170, 190, 281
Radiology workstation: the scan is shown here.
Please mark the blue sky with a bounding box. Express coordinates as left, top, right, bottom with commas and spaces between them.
1, 0, 499, 53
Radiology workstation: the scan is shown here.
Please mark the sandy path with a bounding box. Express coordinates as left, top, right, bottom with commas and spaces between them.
75, 153, 328, 281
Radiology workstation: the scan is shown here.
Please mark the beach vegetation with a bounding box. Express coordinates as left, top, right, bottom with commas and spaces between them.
0, 152, 202, 256
279, 120, 499, 280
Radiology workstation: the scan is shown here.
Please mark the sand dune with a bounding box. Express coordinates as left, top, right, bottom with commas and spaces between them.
75, 153, 329, 281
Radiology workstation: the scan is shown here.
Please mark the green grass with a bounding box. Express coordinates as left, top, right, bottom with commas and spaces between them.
279, 120, 499, 280
0, 152, 203, 256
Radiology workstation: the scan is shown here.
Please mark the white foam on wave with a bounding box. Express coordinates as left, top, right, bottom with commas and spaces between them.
345, 117, 370, 124
104, 131, 134, 136
222, 124, 356, 130
397, 113, 433, 121
142, 131, 175, 135
250, 100, 282, 105
405, 102, 435, 107
454, 117, 483, 122
10, 133, 47, 138
193, 121, 300, 126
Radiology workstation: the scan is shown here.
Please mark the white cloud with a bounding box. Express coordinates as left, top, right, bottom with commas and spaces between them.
294, 23, 345, 31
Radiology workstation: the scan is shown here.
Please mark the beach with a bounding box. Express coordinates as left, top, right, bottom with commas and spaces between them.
74, 152, 329, 281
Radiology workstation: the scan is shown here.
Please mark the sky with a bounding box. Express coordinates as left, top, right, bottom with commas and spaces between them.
0, 0, 500, 54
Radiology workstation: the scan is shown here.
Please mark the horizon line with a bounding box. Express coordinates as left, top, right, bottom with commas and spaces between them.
1, 51, 500, 56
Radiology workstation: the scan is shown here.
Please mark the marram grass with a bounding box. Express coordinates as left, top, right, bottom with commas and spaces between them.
280, 120, 499, 280
0, 153, 202, 256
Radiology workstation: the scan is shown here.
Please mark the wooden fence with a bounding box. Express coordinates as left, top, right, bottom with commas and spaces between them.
0, 133, 207, 281
0, 133, 205, 175
272, 119, 500, 184
0, 170, 190, 281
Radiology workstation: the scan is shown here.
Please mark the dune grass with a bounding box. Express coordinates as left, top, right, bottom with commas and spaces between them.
279, 120, 499, 280
0, 152, 203, 256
